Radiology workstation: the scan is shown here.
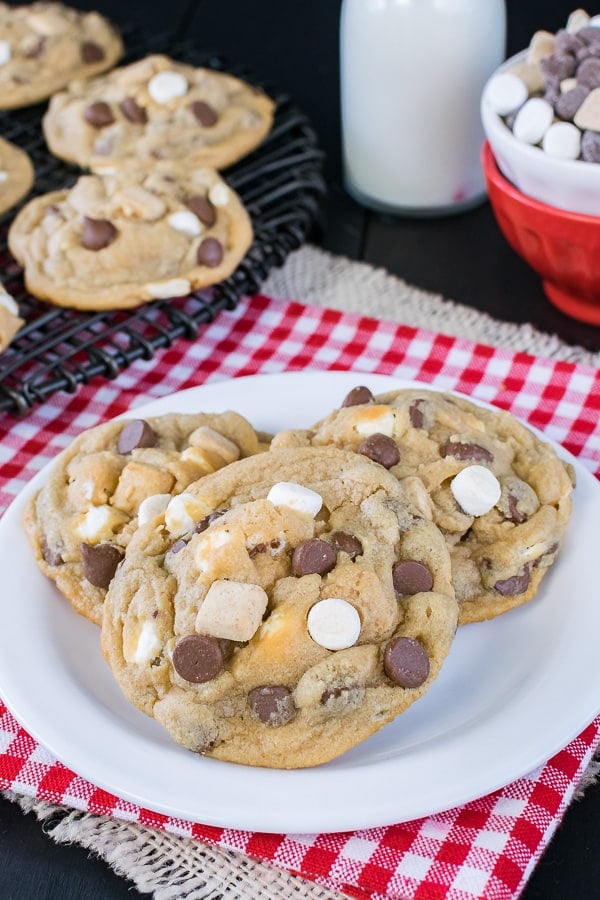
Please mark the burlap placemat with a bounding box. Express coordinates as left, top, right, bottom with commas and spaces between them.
4, 244, 599, 899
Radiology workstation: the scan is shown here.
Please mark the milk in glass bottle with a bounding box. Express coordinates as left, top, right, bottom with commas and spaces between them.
340, 0, 506, 216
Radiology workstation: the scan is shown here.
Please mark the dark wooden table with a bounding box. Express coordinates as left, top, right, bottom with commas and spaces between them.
1, 1, 599, 897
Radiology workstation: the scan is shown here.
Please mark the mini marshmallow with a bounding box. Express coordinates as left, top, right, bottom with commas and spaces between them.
129, 621, 162, 665
513, 97, 554, 144
148, 70, 188, 104
354, 406, 395, 438
74, 504, 128, 542
485, 72, 528, 116
195, 579, 268, 642
0, 291, 18, 315
167, 210, 202, 237
542, 121, 581, 160
307, 598, 361, 651
450, 465, 501, 517
165, 492, 210, 536
267, 482, 323, 517
0, 40, 11, 65
0, 171, 7, 183
137, 493, 172, 526
208, 183, 230, 207
145, 278, 190, 299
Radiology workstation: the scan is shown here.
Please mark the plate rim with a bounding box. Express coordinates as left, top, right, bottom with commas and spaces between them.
1, 370, 599, 834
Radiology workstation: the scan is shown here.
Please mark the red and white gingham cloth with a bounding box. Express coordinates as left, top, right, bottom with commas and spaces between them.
1, 293, 600, 900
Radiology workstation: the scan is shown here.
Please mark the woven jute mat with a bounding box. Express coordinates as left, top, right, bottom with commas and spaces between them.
4, 244, 599, 899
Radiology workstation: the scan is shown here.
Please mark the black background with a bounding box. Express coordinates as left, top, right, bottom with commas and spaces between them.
1, 2, 599, 898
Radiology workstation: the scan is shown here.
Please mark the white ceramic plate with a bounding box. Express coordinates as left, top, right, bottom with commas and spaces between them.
1, 371, 599, 834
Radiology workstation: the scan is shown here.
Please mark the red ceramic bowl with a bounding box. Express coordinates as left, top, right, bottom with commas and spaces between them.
482, 140, 600, 325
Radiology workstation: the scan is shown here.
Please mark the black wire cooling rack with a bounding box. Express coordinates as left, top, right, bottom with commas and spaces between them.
0, 31, 326, 416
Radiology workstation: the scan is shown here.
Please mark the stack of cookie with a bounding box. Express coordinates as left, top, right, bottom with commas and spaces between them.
24, 384, 575, 768
0, 3, 275, 339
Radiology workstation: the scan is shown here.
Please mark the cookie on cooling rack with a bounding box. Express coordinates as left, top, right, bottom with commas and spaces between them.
0, 2, 123, 110
101, 446, 457, 769
0, 136, 34, 216
42, 53, 275, 172
0, 282, 23, 353
24, 411, 265, 625
7, 165, 253, 310
271, 386, 575, 625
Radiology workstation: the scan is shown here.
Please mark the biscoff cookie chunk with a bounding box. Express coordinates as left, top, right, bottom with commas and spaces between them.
0, 2, 123, 110
42, 54, 275, 172
0, 136, 34, 216
101, 446, 457, 769
7, 166, 253, 310
24, 411, 263, 625
271, 386, 575, 625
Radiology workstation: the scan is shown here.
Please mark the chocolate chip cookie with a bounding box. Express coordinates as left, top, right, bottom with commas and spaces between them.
7, 165, 253, 310
0, 281, 23, 352
0, 2, 123, 110
42, 54, 275, 173
271, 386, 575, 625
101, 446, 457, 768
24, 411, 264, 625
0, 136, 34, 216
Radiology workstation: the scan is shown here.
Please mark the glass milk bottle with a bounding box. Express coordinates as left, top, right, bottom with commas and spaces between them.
340, 0, 506, 216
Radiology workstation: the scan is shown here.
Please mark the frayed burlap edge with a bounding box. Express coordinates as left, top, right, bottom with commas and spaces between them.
4, 244, 599, 898
3, 791, 351, 900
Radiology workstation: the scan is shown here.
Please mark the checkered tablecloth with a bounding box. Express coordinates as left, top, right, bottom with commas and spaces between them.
1, 293, 600, 900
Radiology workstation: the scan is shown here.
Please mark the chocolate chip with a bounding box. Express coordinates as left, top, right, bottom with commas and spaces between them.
117, 419, 158, 454
540, 53, 576, 82
173, 634, 223, 683
196, 237, 224, 267
42, 537, 63, 567
581, 129, 600, 162
555, 29, 584, 56
186, 194, 216, 226
384, 636, 430, 688
578, 26, 600, 46
169, 538, 188, 554
409, 399, 425, 428
84, 101, 115, 128
554, 84, 589, 121
494, 570, 530, 595
248, 685, 296, 726
189, 100, 218, 126
356, 433, 400, 468
81, 41, 105, 64
330, 530, 363, 559
195, 510, 225, 533
292, 538, 337, 577
82, 216, 117, 251
80, 542, 123, 589
119, 96, 148, 124
341, 385, 374, 407
249, 542, 268, 558
392, 560, 433, 595
442, 440, 493, 463
507, 493, 527, 524
576, 57, 600, 88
